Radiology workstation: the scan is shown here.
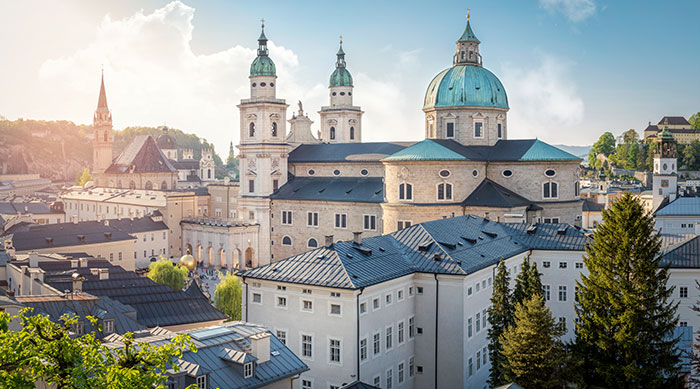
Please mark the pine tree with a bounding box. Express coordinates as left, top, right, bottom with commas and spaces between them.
574, 192, 681, 387
526, 261, 543, 298
511, 256, 531, 307
500, 294, 565, 388
488, 258, 513, 387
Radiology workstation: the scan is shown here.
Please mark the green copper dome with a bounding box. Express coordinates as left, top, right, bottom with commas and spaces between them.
329, 43, 353, 87
423, 64, 508, 110
250, 26, 276, 77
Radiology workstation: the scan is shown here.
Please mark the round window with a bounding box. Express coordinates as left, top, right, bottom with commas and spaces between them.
439, 170, 450, 178
472, 170, 478, 177
332, 92, 337, 96
252, 83, 257, 87
502, 170, 513, 178
340, 92, 345, 96
348, 92, 352, 96
361, 169, 369, 176
308, 169, 315, 176
333, 169, 341, 176
663, 163, 668, 170
260, 82, 266, 87
270, 82, 275, 87
545, 169, 556, 177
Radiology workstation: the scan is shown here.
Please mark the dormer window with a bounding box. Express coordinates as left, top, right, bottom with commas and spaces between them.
73, 320, 85, 336
103, 319, 114, 334
196, 374, 208, 388
244, 362, 254, 378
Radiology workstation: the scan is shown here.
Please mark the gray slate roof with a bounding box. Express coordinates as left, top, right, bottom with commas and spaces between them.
242, 215, 588, 289
0, 201, 63, 215
271, 177, 384, 203
462, 179, 531, 208
582, 198, 604, 212
661, 236, 700, 269
658, 116, 690, 126
105, 322, 308, 389
655, 197, 700, 216
11, 221, 135, 251
340, 381, 379, 389
288, 142, 414, 163
105, 136, 177, 174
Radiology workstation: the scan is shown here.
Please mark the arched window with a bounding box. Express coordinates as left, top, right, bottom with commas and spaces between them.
282, 236, 292, 246
272, 122, 278, 137
307, 238, 318, 248
350, 127, 355, 140
207, 169, 211, 179
437, 183, 453, 201
330, 127, 336, 140
574, 181, 580, 197
399, 183, 413, 201
145, 181, 153, 190
543, 182, 558, 199
129, 181, 136, 189
249, 122, 255, 137
160, 181, 167, 190
103, 132, 108, 142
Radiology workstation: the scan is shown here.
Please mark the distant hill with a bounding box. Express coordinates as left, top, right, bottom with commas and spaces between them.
553, 144, 591, 159
0, 119, 224, 181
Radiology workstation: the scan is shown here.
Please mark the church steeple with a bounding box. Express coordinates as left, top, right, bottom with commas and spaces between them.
250, 20, 276, 77
96, 70, 109, 112
92, 70, 113, 178
454, 11, 482, 66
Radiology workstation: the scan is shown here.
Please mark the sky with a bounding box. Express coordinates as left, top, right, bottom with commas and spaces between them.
1, 0, 699, 156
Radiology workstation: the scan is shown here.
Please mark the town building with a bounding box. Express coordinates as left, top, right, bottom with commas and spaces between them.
654, 197, 700, 235
644, 116, 700, 144
0, 200, 65, 227
0, 174, 52, 196
241, 213, 700, 388
102, 322, 309, 389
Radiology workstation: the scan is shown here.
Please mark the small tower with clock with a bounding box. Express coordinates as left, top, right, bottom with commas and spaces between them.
652, 127, 678, 209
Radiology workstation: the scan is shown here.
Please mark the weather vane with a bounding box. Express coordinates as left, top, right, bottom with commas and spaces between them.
467, 8, 470, 20
339, 35, 343, 45
261, 18, 264, 28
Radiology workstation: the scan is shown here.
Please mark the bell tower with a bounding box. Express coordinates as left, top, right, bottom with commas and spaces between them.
319, 38, 363, 143
652, 127, 678, 209
92, 70, 113, 182
236, 21, 289, 266
455, 10, 481, 66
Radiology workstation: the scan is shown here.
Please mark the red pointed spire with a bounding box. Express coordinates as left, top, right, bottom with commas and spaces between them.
96, 69, 109, 112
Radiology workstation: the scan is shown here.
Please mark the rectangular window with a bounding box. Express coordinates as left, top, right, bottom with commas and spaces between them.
307, 212, 319, 227
360, 302, 367, 314
544, 285, 550, 301
276, 296, 287, 307
363, 215, 377, 231
334, 213, 347, 229
276, 330, 286, 345
476, 313, 481, 332
397, 289, 404, 301
409, 356, 415, 377
302, 380, 312, 389
482, 309, 487, 329
252, 293, 262, 303
477, 351, 481, 370
474, 121, 483, 138
559, 317, 567, 331
468, 357, 473, 376
397, 220, 412, 230
302, 300, 313, 312
398, 362, 405, 384
468, 286, 473, 296
244, 362, 253, 378
197, 375, 207, 389
386, 326, 393, 350
543, 261, 551, 268
558, 285, 567, 302
373, 332, 381, 355
329, 339, 341, 363
467, 317, 473, 338
360, 338, 368, 361
248, 179, 255, 193
559, 262, 567, 269
273, 179, 279, 191
575, 262, 583, 269
386, 369, 393, 389
330, 303, 341, 315
385, 294, 392, 305
497, 123, 502, 138
281, 210, 292, 225
302, 335, 313, 358
680, 286, 689, 298
374, 376, 381, 387
446, 122, 455, 138
483, 346, 488, 365
409, 317, 415, 338
373, 298, 380, 310
398, 321, 405, 344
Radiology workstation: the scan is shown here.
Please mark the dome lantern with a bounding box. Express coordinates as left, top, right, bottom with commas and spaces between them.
454, 11, 482, 66
250, 20, 276, 77
329, 37, 353, 87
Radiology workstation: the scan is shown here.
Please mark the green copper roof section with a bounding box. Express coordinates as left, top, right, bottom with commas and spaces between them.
250, 26, 276, 77
383, 139, 468, 161
518, 140, 581, 161
458, 20, 480, 43
423, 64, 508, 109
330, 43, 353, 87
659, 126, 675, 141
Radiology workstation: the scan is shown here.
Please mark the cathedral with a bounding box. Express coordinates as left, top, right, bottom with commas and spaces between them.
92, 17, 583, 269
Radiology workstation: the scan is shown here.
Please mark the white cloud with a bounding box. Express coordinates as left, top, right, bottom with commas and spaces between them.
499, 55, 585, 142
37, 1, 419, 156
539, 0, 597, 22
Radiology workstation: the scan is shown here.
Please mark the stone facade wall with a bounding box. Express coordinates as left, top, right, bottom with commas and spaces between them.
383, 161, 486, 204
381, 203, 463, 234
208, 183, 240, 219
104, 172, 178, 191
486, 161, 580, 202
289, 162, 385, 178
424, 106, 507, 146
270, 199, 383, 261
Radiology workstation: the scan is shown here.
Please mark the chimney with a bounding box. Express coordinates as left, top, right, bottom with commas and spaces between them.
353, 231, 362, 245
72, 273, 84, 293
249, 332, 270, 363
29, 252, 40, 268
99, 268, 109, 280
325, 235, 334, 248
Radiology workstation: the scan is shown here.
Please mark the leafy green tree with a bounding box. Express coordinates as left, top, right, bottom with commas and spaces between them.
487, 258, 513, 387
75, 168, 92, 186
683, 140, 698, 170
214, 271, 242, 320
574, 193, 681, 387
147, 259, 188, 291
588, 132, 616, 168
689, 112, 700, 129
622, 128, 639, 144
511, 256, 531, 307
500, 294, 565, 389
0, 309, 196, 388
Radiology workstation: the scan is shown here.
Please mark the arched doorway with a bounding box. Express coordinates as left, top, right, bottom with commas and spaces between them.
196, 245, 203, 263
161, 181, 167, 190
129, 181, 136, 189
145, 181, 153, 190
185, 243, 193, 255
233, 249, 242, 269
207, 247, 214, 267
245, 247, 254, 268
219, 248, 226, 268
